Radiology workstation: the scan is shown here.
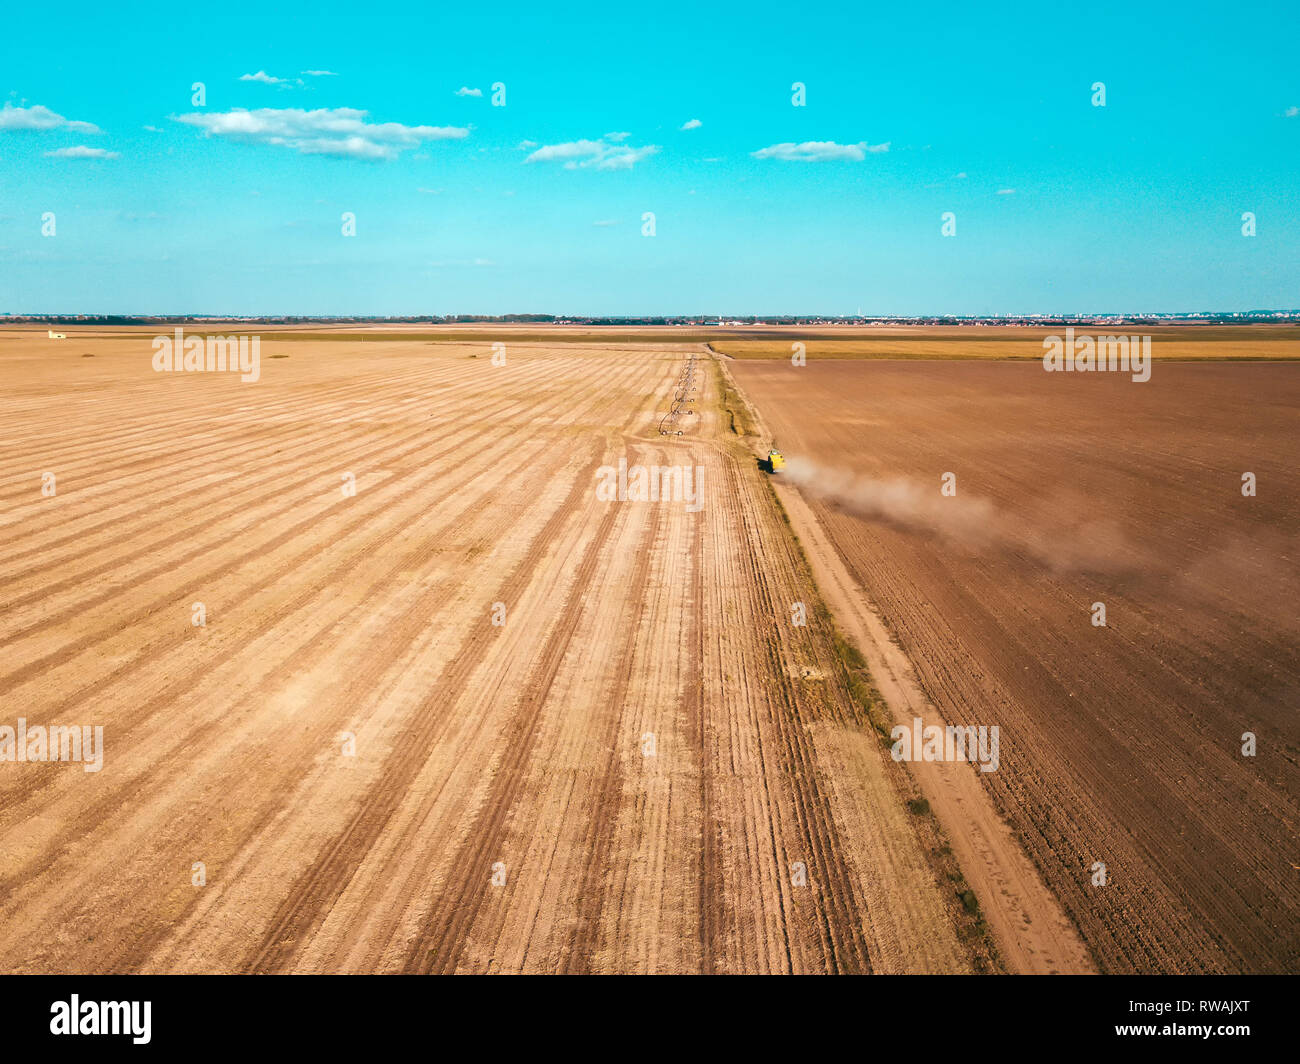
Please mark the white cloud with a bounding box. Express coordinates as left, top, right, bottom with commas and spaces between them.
517, 139, 538, 150
455, 87, 483, 97
417, 187, 444, 194
997, 188, 1016, 195
0, 102, 100, 134
144, 125, 163, 133
955, 171, 968, 179
302, 70, 338, 77
239, 70, 298, 86
173, 107, 469, 160
524, 133, 658, 171
592, 219, 619, 227
526, 138, 603, 161
680, 118, 702, 130
1286, 106, 1298, 118
751, 140, 889, 161
45, 145, 119, 159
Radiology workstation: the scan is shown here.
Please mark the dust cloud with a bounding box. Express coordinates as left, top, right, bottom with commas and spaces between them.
781, 456, 1140, 574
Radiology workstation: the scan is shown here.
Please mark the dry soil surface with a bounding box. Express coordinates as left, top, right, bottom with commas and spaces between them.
1, 330, 975, 974
732, 356, 1300, 974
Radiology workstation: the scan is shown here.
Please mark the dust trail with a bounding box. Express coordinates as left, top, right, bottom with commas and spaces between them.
780, 456, 1141, 574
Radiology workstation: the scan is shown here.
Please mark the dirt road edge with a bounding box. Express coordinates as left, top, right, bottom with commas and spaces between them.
711, 347, 1097, 975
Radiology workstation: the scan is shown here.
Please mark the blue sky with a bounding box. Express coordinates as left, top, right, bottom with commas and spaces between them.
1, 0, 1297, 316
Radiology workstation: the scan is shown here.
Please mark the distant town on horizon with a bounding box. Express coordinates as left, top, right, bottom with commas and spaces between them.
5, 310, 1299, 327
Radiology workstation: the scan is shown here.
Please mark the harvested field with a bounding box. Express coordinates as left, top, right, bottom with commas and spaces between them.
0, 330, 979, 974
732, 356, 1300, 974
28, 323, 1300, 355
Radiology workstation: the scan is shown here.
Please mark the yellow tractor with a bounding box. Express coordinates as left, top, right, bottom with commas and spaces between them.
766, 446, 785, 473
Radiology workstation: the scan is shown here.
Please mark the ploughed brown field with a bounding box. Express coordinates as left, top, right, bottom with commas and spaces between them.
710, 323, 1300, 361
0, 327, 1000, 975
730, 354, 1300, 974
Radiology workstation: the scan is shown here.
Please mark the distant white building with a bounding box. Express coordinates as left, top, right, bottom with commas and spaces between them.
47, 329, 66, 339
